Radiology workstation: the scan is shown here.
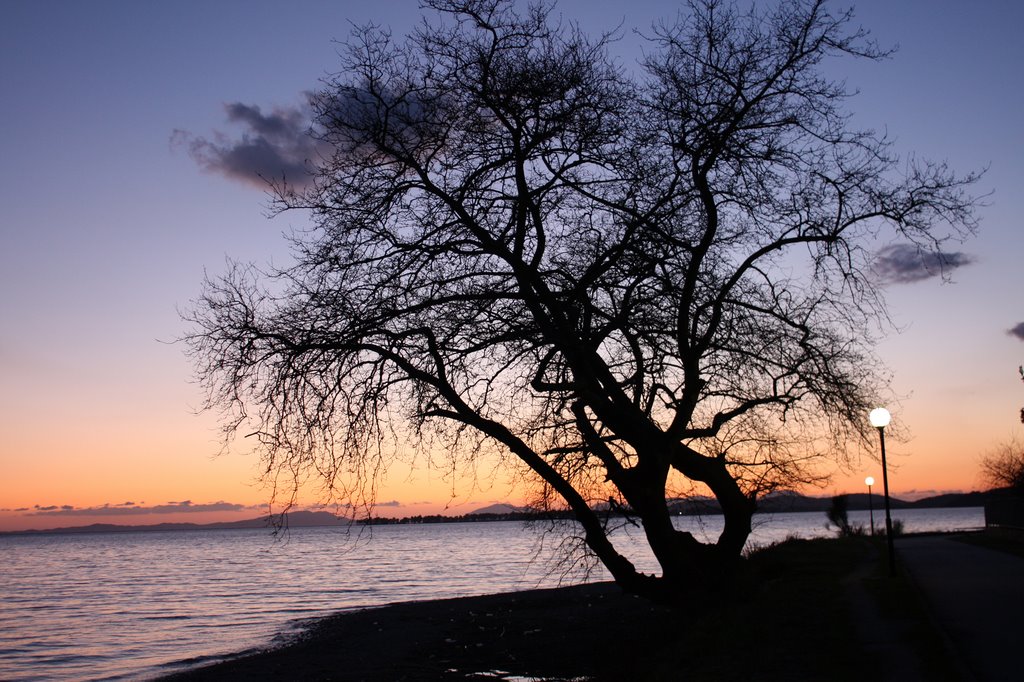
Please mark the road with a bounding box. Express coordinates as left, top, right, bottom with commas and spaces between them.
897, 535, 1024, 682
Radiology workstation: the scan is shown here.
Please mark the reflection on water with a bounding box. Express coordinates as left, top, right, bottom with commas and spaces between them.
0, 507, 983, 681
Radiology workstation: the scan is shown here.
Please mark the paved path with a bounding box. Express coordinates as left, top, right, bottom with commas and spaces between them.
896, 535, 1024, 682
843, 546, 925, 681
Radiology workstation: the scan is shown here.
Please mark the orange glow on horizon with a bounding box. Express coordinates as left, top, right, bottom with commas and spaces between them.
2, 376, 1011, 533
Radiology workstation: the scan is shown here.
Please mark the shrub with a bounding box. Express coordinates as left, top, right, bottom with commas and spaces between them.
826, 495, 864, 537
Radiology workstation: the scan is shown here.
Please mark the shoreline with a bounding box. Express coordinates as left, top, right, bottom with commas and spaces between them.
158, 581, 678, 681
159, 531, 1006, 682
4, 520, 987, 680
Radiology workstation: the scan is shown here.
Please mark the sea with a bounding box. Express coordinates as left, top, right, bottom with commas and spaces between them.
0, 507, 984, 681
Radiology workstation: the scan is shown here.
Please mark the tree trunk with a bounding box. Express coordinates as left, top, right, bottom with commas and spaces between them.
704, 459, 756, 559
595, 454, 755, 602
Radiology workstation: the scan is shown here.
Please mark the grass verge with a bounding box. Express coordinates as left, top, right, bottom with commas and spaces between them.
646, 535, 961, 681
647, 537, 868, 681
951, 527, 1024, 558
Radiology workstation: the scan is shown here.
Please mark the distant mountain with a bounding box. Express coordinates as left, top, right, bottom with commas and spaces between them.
2, 510, 349, 536
468, 503, 531, 516
4, 490, 1002, 536
667, 489, 999, 515
905, 490, 997, 508
753, 491, 910, 513
814, 490, 1000, 512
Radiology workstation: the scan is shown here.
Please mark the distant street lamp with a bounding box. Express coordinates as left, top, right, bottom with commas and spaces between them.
869, 407, 896, 576
865, 476, 875, 536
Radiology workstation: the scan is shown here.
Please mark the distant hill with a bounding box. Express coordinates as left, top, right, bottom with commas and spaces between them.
468, 503, 531, 516
3, 490, 1002, 535
2, 510, 349, 536
669, 489, 1002, 515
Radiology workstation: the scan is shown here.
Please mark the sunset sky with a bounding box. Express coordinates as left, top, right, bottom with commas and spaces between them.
2, 0, 1022, 532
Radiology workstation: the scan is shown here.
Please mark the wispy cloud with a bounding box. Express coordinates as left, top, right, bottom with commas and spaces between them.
873, 243, 974, 284
25, 501, 255, 517
172, 99, 321, 189
1008, 322, 1024, 341
896, 488, 964, 501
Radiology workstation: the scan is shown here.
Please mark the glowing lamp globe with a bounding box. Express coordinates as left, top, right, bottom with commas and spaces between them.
865, 476, 875, 487
869, 407, 891, 429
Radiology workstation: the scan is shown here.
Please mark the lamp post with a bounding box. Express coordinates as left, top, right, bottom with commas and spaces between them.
865, 476, 875, 536
869, 407, 896, 576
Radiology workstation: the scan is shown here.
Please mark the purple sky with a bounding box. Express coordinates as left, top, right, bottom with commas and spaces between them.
1, 0, 1022, 528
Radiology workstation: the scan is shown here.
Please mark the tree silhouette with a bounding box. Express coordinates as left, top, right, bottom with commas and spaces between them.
981, 439, 1024, 492
186, 0, 980, 599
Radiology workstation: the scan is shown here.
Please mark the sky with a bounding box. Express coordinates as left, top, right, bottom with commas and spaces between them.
1, 0, 1021, 532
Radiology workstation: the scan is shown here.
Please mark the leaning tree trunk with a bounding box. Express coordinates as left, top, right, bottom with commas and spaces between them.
704, 459, 757, 559
634, 496, 754, 601
593, 455, 757, 602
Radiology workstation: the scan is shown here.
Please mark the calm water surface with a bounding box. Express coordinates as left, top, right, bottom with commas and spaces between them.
0, 507, 983, 681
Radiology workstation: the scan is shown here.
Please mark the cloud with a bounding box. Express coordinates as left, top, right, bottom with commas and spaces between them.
873, 243, 974, 284
172, 100, 321, 189
1008, 322, 1024, 341
27, 501, 254, 517
173, 84, 450, 191
376, 500, 402, 507
895, 488, 964, 501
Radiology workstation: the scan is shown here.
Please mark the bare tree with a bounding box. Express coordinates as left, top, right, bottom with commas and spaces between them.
186, 0, 980, 599
981, 439, 1024, 492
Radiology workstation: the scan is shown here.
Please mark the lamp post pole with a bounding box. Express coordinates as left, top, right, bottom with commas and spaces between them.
869, 407, 896, 576
865, 476, 875, 536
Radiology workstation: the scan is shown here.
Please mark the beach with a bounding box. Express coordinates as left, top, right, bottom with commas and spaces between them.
160, 582, 679, 681
159, 537, 881, 681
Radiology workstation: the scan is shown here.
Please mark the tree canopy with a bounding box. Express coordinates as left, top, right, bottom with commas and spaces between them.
186, 0, 980, 598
